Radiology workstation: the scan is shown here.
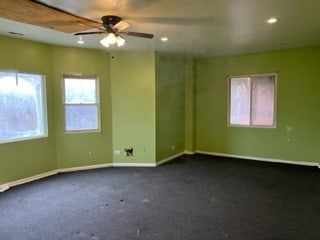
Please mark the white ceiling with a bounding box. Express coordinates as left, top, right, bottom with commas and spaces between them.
0, 0, 320, 56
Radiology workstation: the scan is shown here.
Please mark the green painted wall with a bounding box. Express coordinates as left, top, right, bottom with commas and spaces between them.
196, 47, 320, 163
52, 46, 113, 169
111, 51, 156, 164
155, 53, 186, 161
2, 34, 319, 186
184, 58, 196, 153
0, 36, 56, 185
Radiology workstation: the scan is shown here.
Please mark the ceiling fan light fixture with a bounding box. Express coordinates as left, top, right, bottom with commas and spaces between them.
100, 33, 126, 48
116, 35, 126, 47
100, 36, 110, 48
106, 33, 117, 44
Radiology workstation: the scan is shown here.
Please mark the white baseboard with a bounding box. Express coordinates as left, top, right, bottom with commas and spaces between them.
0, 170, 58, 193
113, 162, 156, 167
2, 151, 318, 193
0, 160, 163, 192
0, 184, 10, 193
184, 151, 196, 155
196, 151, 320, 168
0, 163, 114, 193
156, 152, 185, 166
58, 163, 113, 173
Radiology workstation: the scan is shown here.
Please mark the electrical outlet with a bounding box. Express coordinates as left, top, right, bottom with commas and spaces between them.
114, 150, 121, 155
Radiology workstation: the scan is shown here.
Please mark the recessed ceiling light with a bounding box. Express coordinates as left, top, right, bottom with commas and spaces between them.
77, 36, 84, 44
266, 17, 278, 24
160, 37, 168, 42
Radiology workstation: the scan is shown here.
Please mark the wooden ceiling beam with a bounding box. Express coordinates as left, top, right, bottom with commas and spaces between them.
0, 0, 101, 33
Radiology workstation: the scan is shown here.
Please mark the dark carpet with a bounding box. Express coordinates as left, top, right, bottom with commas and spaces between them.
1, 154, 320, 240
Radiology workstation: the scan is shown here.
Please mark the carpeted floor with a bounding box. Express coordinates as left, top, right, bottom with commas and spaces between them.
0, 154, 320, 240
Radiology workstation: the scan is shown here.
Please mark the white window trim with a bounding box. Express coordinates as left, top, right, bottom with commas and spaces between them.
62, 74, 101, 133
0, 70, 48, 144
227, 73, 277, 129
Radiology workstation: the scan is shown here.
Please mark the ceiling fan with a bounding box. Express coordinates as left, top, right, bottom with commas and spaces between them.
74, 15, 154, 47
74, 15, 153, 39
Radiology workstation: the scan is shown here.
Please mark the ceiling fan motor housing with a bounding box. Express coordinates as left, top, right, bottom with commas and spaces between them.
102, 15, 122, 27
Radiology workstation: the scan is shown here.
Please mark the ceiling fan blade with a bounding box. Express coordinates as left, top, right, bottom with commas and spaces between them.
30, 0, 101, 25
114, 20, 131, 31
74, 31, 106, 36
121, 31, 154, 39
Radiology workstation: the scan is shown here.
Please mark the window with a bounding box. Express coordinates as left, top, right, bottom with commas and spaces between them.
228, 74, 276, 127
63, 75, 100, 132
0, 71, 47, 143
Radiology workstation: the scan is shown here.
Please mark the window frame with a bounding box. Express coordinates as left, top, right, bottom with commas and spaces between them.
227, 73, 277, 128
62, 74, 101, 133
0, 70, 48, 144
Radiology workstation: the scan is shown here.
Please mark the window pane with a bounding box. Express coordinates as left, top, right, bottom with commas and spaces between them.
65, 105, 98, 131
63, 76, 100, 132
64, 78, 96, 104
251, 76, 274, 126
0, 72, 47, 143
230, 77, 250, 125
